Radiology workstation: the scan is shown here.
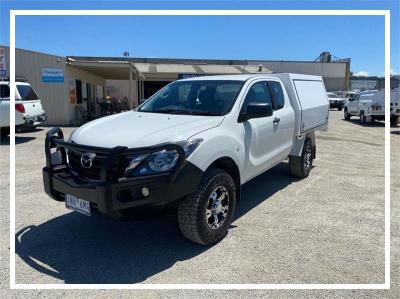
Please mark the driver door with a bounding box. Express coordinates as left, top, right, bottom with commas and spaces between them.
240, 81, 282, 181
347, 94, 359, 114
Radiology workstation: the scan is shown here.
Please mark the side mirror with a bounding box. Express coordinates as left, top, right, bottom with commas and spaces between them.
238, 102, 273, 122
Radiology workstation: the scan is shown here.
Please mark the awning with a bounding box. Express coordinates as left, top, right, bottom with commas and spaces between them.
66, 58, 271, 81
66, 59, 144, 80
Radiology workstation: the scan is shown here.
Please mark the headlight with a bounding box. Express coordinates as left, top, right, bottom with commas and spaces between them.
148, 150, 179, 172
123, 138, 203, 177
176, 138, 203, 158
124, 150, 179, 177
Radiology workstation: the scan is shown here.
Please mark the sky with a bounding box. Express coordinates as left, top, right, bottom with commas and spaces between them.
0, 0, 399, 77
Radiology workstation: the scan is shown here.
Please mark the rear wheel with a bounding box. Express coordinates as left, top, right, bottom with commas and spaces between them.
178, 168, 236, 245
344, 108, 351, 120
1, 127, 10, 137
338, 106, 343, 111
391, 116, 399, 126
289, 138, 313, 178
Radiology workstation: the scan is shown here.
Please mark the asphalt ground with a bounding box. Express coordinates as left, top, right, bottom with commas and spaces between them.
0, 110, 399, 298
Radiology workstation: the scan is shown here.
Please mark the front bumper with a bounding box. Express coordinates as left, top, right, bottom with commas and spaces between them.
329, 101, 344, 108
42, 128, 204, 216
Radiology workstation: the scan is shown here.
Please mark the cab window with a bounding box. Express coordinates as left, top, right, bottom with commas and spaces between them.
242, 81, 272, 111
267, 81, 285, 110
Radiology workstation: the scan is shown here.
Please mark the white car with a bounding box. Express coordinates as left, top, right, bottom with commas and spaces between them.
0, 82, 25, 136
344, 88, 400, 125
43, 73, 329, 245
0, 81, 46, 135
327, 92, 345, 111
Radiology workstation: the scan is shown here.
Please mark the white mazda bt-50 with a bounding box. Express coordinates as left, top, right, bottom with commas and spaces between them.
43, 74, 329, 245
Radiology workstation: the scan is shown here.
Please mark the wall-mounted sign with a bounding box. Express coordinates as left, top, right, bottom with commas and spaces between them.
42, 68, 64, 83
69, 79, 76, 104
0, 47, 7, 77
177, 73, 213, 79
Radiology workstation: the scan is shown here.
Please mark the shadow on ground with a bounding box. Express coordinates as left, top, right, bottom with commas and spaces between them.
342, 118, 385, 127
16, 127, 44, 134
0, 136, 36, 145
15, 163, 297, 284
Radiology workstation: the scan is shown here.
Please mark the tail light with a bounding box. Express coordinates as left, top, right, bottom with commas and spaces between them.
15, 103, 25, 113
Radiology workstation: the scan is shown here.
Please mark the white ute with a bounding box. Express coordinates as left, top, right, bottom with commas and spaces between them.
344, 88, 400, 125
43, 74, 329, 245
0, 81, 46, 136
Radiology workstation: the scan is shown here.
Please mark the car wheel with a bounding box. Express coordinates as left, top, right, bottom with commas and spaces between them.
338, 107, 343, 111
360, 112, 366, 124
391, 116, 399, 126
1, 127, 10, 137
178, 168, 236, 245
344, 109, 351, 120
289, 138, 313, 178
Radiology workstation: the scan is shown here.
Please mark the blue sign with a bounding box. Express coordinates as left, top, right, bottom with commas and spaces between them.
42, 68, 64, 83
178, 73, 213, 79
0, 70, 6, 77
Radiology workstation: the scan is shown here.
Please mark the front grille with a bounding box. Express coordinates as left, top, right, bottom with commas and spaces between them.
67, 150, 122, 180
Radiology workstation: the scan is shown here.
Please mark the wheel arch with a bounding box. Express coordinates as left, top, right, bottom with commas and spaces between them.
291, 131, 316, 159
207, 157, 241, 201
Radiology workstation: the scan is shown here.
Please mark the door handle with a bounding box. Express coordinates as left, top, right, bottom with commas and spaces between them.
273, 117, 280, 124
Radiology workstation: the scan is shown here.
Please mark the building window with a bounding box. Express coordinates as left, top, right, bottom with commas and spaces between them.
75, 80, 82, 104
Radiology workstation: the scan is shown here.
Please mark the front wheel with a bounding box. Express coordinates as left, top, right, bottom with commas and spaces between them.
289, 138, 313, 178
360, 112, 366, 124
338, 107, 343, 111
344, 109, 351, 120
178, 168, 236, 245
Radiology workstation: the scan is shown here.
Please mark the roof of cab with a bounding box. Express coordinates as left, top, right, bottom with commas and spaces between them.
178, 74, 270, 82
178, 73, 323, 82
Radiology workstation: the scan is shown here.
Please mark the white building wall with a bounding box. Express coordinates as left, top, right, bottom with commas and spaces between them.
65, 65, 105, 124
106, 79, 138, 108
253, 61, 348, 91
4, 47, 105, 125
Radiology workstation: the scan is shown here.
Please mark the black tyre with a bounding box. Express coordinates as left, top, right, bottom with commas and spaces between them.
1, 127, 10, 137
178, 168, 236, 245
289, 138, 313, 178
344, 108, 351, 120
338, 107, 343, 111
360, 112, 366, 124
391, 116, 399, 126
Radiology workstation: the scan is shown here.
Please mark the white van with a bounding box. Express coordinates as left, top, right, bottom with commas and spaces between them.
344, 88, 400, 125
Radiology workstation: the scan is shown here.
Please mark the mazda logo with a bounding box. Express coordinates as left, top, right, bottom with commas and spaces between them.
80, 152, 96, 169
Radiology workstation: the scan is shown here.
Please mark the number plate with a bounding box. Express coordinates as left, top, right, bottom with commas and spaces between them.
65, 194, 91, 216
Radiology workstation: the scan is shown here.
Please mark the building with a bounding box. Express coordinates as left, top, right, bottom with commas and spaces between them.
351, 75, 400, 91
1, 46, 351, 125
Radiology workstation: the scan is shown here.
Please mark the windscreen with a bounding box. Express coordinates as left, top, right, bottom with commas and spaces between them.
138, 80, 244, 116
17, 85, 39, 101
